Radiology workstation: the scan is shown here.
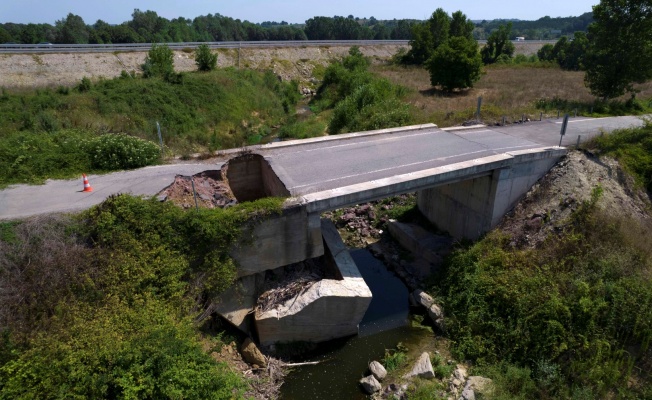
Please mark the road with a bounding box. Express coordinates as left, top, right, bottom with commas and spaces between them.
259, 116, 645, 196
0, 39, 554, 54
0, 164, 221, 220
0, 115, 645, 220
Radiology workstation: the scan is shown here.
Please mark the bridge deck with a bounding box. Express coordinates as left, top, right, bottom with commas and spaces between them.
260, 116, 644, 197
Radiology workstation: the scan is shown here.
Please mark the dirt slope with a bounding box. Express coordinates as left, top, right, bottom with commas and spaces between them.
500, 150, 652, 248
0, 42, 542, 89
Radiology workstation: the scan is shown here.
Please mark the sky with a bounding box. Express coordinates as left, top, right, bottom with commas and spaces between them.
0, 0, 598, 25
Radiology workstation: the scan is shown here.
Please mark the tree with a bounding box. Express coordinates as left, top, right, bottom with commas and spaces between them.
0, 27, 13, 43
141, 44, 174, 78
195, 44, 217, 71
481, 22, 515, 64
428, 9, 451, 50
403, 8, 452, 65
427, 36, 482, 92
561, 32, 588, 70
55, 13, 89, 44
584, 0, 652, 99
304, 17, 334, 40
450, 11, 474, 39
537, 43, 555, 61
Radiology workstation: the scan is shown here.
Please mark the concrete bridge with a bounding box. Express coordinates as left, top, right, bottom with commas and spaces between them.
228, 116, 644, 275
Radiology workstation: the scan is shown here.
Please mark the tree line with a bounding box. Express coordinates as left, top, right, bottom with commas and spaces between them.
475, 12, 594, 40
0, 11, 416, 44
0, 9, 597, 45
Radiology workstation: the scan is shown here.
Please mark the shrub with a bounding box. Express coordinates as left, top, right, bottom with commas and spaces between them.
77, 76, 92, 92
142, 44, 174, 79
426, 36, 482, 92
195, 44, 218, 72
432, 185, 652, 397
87, 133, 161, 170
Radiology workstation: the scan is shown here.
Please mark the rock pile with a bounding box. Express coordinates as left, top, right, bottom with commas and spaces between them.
159, 171, 236, 209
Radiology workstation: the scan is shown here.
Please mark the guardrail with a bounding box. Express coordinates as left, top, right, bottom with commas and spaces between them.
0, 39, 553, 54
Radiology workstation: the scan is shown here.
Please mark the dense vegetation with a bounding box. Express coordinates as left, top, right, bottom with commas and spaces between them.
592, 122, 652, 192
311, 47, 413, 134
0, 194, 284, 398
0, 66, 300, 186
427, 125, 652, 398
0, 9, 596, 45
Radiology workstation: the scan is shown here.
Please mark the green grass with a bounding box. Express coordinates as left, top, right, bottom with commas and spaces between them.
381, 342, 409, 372
0, 68, 299, 155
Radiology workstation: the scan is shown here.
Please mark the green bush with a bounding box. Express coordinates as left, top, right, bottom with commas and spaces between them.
431, 185, 652, 397
0, 195, 285, 398
195, 44, 218, 72
0, 130, 161, 187
315, 46, 415, 134
142, 44, 175, 79
88, 133, 160, 170
591, 123, 652, 192
328, 81, 411, 134
77, 76, 92, 92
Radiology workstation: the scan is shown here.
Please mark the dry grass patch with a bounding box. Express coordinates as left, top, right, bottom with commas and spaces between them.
373, 63, 652, 127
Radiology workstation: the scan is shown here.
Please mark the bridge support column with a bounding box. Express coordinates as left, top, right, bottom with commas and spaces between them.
417, 149, 564, 240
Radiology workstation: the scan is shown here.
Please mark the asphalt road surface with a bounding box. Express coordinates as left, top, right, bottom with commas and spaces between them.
0, 115, 645, 220
260, 116, 645, 196
0, 164, 222, 220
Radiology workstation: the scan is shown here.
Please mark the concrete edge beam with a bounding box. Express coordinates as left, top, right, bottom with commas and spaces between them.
260, 123, 438, 150
294, 154, 515, 213
507, 147, 568, 161
441, 124, 486, 132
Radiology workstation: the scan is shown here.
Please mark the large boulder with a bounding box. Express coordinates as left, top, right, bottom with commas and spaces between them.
460, 376, 494, 400
411, 289, 434, 308
403, 352, 435, 379
240, 338, 267, 367
359, 375, 382, 394
369, 360, 387, 381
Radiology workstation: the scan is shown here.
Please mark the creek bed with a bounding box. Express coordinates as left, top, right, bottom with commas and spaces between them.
280, 249, 433, 399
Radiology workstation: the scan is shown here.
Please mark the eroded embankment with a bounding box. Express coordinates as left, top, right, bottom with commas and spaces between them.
0, 42, 543, 89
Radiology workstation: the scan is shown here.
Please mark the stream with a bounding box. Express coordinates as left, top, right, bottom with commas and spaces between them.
280, 249, 433, 399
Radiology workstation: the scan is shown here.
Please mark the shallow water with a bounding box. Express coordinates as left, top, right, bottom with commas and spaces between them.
280, 249, 431, 399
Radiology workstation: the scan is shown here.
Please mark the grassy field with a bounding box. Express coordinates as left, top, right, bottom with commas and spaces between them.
373, 63, 652, 127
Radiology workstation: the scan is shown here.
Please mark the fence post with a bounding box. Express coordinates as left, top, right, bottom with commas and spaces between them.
156, 121, 164, 153
559, 114, 569, 147
476, 96, 482, 120
502, 116, 506, 126
576, 135, 581, 148
191, 178, 199, 211
540, 112, 543, 121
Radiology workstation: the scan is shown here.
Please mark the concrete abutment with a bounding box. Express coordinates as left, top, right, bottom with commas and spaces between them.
417, 148, 565, 240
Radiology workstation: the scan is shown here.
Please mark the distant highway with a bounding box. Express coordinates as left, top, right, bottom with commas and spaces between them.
0, 40, 553, 54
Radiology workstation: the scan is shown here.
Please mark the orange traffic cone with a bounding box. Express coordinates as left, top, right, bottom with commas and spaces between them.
82, 174, 93, 192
